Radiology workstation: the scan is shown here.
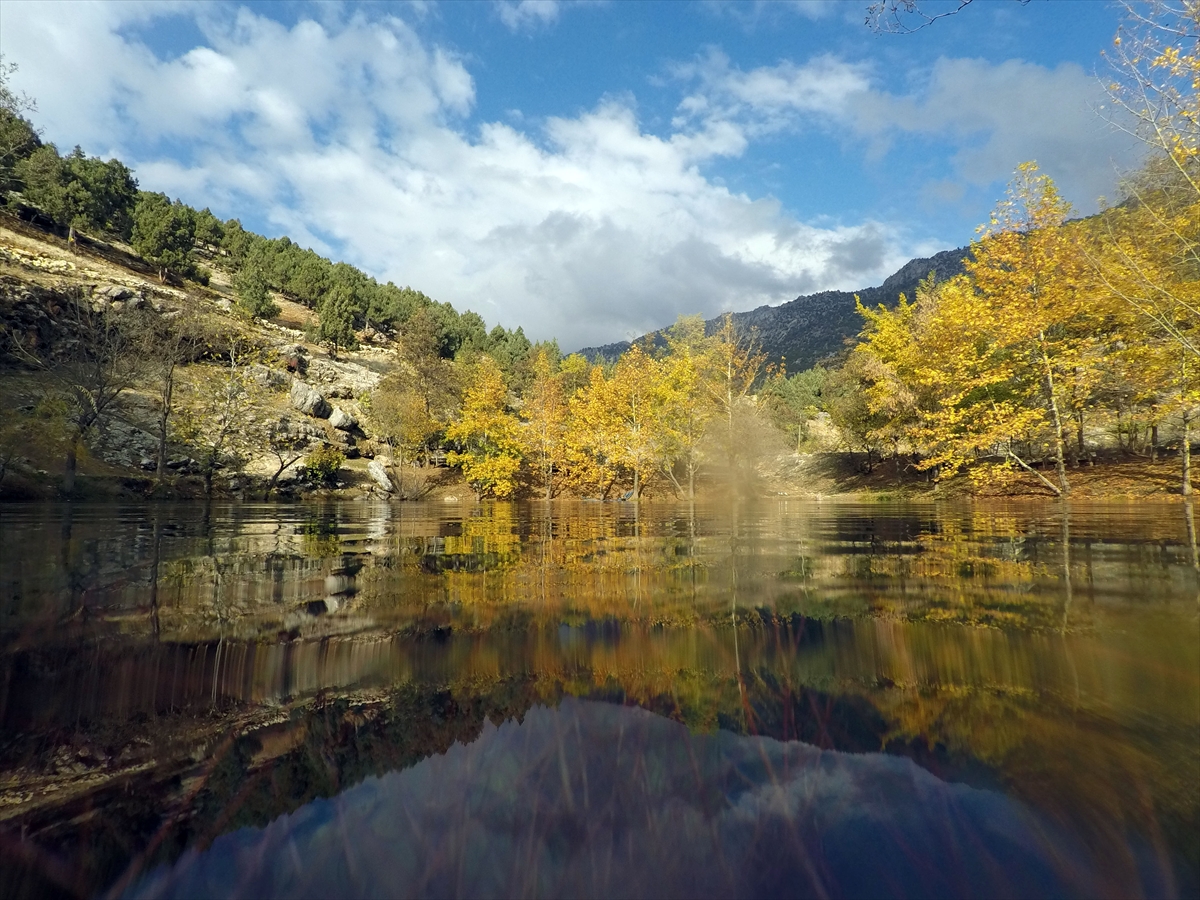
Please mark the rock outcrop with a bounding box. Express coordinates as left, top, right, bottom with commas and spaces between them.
367, 458, 395, 493
304, 356, 382, 398
289, 381, 331, 419
329, 407, 356, 431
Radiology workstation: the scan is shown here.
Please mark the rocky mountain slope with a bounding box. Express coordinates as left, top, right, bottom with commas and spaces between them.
577, 247, 970, 370
0, 216, 418, 499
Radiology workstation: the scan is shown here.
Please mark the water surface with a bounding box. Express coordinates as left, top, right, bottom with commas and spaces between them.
0, 500, 1196, 898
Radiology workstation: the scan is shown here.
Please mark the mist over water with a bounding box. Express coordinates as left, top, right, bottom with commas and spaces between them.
0, 500, 1197, 899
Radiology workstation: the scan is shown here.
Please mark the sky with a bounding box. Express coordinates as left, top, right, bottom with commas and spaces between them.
1, 0, 1140, 350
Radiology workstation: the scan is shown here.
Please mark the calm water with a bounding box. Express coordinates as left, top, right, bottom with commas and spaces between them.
0, 500, 1197, 899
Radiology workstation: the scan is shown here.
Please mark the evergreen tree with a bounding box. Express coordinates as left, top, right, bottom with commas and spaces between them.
131, 192, 196, 282
235, 265, 279, 320
192, 207, 225, 247
317, 287, 359, 358
0, 57, 41, 196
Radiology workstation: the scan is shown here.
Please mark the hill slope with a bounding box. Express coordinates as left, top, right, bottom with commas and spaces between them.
576, 247, 969, 370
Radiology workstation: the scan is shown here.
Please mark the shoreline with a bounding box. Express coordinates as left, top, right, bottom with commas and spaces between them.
0, 450, 1190, 504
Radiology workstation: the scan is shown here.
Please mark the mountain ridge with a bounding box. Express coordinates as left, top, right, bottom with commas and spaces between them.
575, 246, 970, 371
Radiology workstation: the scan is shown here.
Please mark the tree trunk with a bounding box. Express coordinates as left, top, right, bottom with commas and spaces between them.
1186, 500, 1200, 573
633, 467, 640, 501
1183, 410, 1192, 497
688, 458, 695, 502
1006, 447, 1062, 497
62, 437, 79, 496
156, 368, 175, 479
1076, 410, 1086, 463
1040, 338, 1070, 495
1150, 423, 1159, 461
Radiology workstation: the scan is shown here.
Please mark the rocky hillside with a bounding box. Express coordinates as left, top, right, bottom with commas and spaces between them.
0, 215, 429, 500
577, 247, 970, 370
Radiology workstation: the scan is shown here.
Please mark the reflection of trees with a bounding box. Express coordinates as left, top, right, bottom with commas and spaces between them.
7, 501, 1200, 647
5, 614, 1195, 898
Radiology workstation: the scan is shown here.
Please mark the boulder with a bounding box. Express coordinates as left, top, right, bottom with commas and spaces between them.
329, 407, 356, 431
367, 459, 395, 493
290, 381, 331, 418
95, 284, 133, 302
250, 364, 289, 389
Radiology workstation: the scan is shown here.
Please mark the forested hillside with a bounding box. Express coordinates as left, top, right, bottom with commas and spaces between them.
0, 69, 533, 363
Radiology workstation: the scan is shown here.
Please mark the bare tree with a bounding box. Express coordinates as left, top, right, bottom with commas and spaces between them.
171, 337, 264, 495
134, 301, 209, 479
263, 419, 308, 498
866, 0, 988, 34
6, 288, 143, 494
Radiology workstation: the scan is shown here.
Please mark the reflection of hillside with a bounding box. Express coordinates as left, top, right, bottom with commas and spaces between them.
1, 500, 1197, 897
3, 610, 1196, 898
7, 616, 1193, 729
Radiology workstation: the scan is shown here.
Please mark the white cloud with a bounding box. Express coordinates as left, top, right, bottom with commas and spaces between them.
702, 0, 838, 29
674, 50, 1136, 211
0, 3, 914, 349
495, 0, 560, 33
673, 49, 873, 135
849, 56, 1135, 208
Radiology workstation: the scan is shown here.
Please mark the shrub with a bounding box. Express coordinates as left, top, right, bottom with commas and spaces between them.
301, 445, 344, 485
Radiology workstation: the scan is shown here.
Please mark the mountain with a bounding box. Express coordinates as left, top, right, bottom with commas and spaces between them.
575, 246, 970, 371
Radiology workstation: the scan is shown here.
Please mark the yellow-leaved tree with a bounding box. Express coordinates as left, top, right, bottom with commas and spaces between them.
562, 345, 675, 499
446, 354, 523, 499
562, 364, 623, 499
520, 347, 568, 500
965, 162, 1100, 496
658, 316, 714, 500
850, 289, 924, 459
909, 276, 1057, 490
703, 314, 766, 478
1096, 1, 1200, 492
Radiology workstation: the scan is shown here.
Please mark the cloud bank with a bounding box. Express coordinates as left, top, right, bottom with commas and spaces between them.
1, 2, 1130, 348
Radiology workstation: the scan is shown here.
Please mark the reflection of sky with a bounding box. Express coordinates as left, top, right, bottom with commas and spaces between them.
126, 699, 1167, 900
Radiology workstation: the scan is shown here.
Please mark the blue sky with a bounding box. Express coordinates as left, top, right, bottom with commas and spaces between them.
2, 1, 1138, 349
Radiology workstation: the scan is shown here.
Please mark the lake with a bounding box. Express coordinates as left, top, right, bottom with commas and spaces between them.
0, 500, 1197, 899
